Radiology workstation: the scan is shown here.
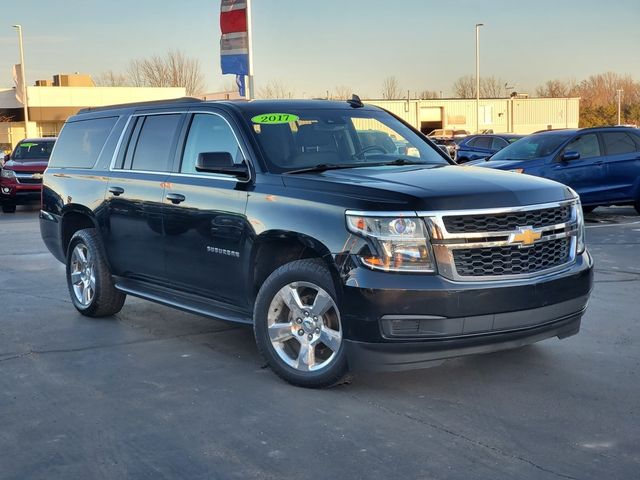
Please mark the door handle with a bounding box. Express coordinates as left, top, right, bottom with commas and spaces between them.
166, 193, 186, 204
108, 186, 125, 196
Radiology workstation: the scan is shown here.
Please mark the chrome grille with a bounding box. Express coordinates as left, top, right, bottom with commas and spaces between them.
443, 205, 571, 233
453, 238, 572, 276
15, 172, 43, 185
421, 200, 580, 281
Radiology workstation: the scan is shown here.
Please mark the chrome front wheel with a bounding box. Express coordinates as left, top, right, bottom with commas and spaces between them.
267, 282, 342, 372
254, 259, 349, 388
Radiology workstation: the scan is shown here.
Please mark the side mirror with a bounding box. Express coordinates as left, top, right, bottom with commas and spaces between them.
196, 152, 249, 180
2, 154, 9, 164
562, 151, 580, 161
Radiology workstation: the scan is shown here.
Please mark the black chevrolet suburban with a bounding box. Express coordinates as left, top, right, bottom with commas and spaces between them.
40, 98, 593, 387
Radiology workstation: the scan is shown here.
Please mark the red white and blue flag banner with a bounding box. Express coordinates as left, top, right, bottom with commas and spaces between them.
220, 0, 249, 96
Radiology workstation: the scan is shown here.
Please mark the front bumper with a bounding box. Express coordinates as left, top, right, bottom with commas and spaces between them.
338, 250, 593, 371
346, 311, 582, 371
0, 178, 42, 204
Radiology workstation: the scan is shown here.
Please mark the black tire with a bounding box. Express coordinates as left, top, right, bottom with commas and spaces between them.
582, 205, 596, 214
254, 258, 349, 388
1, 203, 16, 213
66, 228, 126, 317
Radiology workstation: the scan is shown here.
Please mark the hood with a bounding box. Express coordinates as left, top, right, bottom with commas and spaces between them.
468, 159, 526, 169
282, 164, 573, 210
3, 159, 49, 172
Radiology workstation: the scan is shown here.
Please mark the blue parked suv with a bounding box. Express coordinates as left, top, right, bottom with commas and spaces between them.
472, 127, 640, 213
455, 134, 523, 164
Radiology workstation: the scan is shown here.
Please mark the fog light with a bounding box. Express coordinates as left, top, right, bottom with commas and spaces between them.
2, 187, 10, 194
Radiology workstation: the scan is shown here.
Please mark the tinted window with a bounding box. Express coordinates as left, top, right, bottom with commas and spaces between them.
492, 133, 572, 161
130, 114, 182, 172
602, 132, 637, 155
181, 114, 243, 174
563, 134, 601, 159
49, 117, 117, 168
13, 141, 55, 161
472, 137, 492, 149
491, 137, 508, 150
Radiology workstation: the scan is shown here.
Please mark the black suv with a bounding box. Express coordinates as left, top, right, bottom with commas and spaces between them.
40, 98, 593, 387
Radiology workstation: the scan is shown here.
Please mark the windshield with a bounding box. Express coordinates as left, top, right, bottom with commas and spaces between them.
12, 141, 55, 161
491, 133, 570, 161
244, 108, 448, 173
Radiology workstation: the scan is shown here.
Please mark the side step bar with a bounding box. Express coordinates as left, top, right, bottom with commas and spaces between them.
114, 277, 253, 325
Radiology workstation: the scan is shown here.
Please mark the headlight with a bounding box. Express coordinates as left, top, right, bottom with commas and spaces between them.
1, 169, 16, 179
575, 198, 586, 254
346, 213, 435, 272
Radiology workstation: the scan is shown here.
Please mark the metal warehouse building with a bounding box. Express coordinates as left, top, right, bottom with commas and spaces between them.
0, 75, 186, 151
365, 97, 580, 135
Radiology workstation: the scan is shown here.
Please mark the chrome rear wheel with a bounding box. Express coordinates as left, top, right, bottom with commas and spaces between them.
70, 244, 96, 306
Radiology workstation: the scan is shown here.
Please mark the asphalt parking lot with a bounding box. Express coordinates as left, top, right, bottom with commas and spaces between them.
0, 205, 638, 480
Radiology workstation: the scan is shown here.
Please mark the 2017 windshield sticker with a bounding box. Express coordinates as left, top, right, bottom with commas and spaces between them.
20, 143, 38, 148
251, 113, 299, 124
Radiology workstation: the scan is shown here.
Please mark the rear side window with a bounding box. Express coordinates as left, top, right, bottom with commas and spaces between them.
49, 117, 118, 168
563, 134, 601, 159
128, 114, 182, 172
602, 132, 637, 155
491, 137, 508, 150
472, 137, 492, 149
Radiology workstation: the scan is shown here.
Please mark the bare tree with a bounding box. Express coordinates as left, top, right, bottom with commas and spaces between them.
452, 75, 476, 98
419, 90, 439, 99
94, 70, 131, 87
381, 76, 402, 100
575, 72, 639, 107
332, 85, 353, 100
480, 77, 505, 98
126, 50, 205, 95
257, 80, 293, 99
453, 75, 506, 98
535, 79, 572, 98
127, 59, 145, 88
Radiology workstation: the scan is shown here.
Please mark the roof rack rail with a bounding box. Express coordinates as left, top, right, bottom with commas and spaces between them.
578, 125, 638, 131
78, 96, 203, 114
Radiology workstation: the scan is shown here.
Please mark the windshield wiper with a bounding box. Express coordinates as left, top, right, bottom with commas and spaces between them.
286, 159, 430, 175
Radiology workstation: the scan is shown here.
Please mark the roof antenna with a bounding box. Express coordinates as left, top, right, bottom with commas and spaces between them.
347, 94, 364, 108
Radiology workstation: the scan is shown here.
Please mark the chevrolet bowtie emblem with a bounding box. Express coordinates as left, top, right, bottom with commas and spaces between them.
509, 226, 542, 247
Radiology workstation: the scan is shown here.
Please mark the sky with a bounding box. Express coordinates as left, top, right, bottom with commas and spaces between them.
1, 0, 639, 98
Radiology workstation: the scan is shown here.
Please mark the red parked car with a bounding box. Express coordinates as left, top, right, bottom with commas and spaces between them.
1, 137, 56, 213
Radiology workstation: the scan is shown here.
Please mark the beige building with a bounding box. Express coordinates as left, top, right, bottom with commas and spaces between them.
365, 97, 580, 135
1, 75, 186, 151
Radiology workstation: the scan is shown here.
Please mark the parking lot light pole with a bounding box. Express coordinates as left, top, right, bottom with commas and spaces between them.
12, 24, 29, 138
617, 89, 623, 125
475, 23, 484, 134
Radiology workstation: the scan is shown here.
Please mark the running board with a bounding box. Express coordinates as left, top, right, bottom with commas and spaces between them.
114, 278, 253, 325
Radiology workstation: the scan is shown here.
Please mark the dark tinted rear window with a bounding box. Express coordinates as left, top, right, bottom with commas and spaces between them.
602, 132, 637, 155
129, 114, 182, 172
49, 117, 118, 168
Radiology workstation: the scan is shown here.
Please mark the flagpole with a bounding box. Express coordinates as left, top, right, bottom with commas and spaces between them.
246, 0, 254, 99
13, 25, 29, 137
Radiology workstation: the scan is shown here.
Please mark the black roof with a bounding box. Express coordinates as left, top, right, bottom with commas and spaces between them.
76, 98, 380, 117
